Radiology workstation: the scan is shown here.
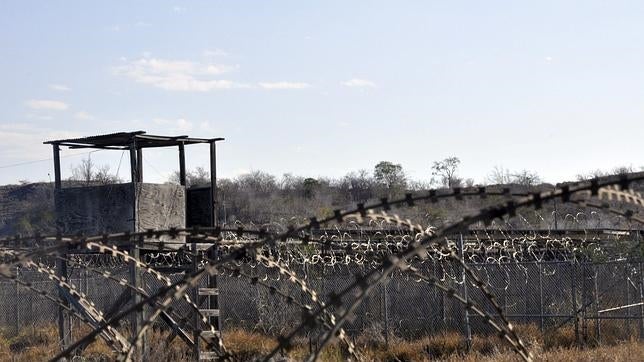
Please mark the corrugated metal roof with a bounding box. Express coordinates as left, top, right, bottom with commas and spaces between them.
43, 131, 145, 145
44, 131, 223, 149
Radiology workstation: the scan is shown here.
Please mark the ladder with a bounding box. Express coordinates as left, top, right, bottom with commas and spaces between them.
191, 243, 222, 361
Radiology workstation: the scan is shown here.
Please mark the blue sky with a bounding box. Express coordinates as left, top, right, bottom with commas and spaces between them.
1, 1, 643, 185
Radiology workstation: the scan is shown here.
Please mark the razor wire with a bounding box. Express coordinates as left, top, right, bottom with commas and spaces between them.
0, 172, 642, 361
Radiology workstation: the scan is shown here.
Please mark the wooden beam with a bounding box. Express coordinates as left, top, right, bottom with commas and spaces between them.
209, 141, 217, 227
53, 144, 61, 190
178, 143, 186, 186
53, 143, 68, 347
207, 137, 223, 337
136, 148, 143, 182
129, 144, 137, 184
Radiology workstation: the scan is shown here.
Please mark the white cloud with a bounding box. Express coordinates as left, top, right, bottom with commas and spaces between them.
173, 6, 186, 13
341, 78, 377, 88
203, 49, 229, 58
25, 99, 69, 111
49, 84, 71, 92
258, 82, 311, 90
115, 56, 310, 92
230, 168, 251, 177
114, 57, 244, 91
204, 64, 232, 75
74, 111, 95, 120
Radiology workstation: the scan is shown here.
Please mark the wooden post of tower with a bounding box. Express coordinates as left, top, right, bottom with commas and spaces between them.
208, 140, 222, 333
129, 140, 145, 360
53, 143, 72, 351
209, 141, 218, 228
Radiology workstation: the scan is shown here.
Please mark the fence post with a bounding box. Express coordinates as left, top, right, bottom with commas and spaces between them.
625, 263, 631, 335
15, 265, 20, 335
538, 262, 544, 333
432, 259, 442, 332
594, 268, 601, 344
638, 231, 644, 341
582, 263, 588, 343
84, 268, 89, 299
130, 240, 145, 361
459, 234, 472, 350
524, 265, 529, 327
639, 260, 643, 341
383, 277, 389, 349
57, 243, 71, 351
439, 259, 446, 325
191, 240, 200, 360
571, 260, 579, 344
319, 264, 325, 351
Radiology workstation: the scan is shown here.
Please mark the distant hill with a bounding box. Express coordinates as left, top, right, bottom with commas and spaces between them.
0, 182, 55, 236
0, 178, 641, 237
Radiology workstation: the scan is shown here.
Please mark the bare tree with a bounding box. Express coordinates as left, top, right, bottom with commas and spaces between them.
488, 166, 512, 185
237, 171, 277, 195
169, 166, 210, 187
488, 166, 540, 186
71, 157, 95, 184
612, 165, 634, 175
511, 170, 541, 186
69, 157, 120, 185
94, 165, 120, 184
279, 173, 303, 192
576, 165, 634, 181
407, 179, 432, 191
431, 156, 461, 188
576, 169, 607, 181
342, 170, 375, 202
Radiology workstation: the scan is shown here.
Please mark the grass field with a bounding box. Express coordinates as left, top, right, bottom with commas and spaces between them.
1, 323, 642, 361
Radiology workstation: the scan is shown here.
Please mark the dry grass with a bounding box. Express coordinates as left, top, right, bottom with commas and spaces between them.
0, 323, 642, 361
449, 341, 644, 362
0, 324, 59, 361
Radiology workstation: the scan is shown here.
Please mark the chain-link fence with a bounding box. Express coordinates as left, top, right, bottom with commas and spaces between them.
2, 255, 641, 348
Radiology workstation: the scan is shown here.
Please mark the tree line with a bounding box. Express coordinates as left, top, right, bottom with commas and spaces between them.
170, 157, 551, 224
4, 156, 641, 235
60, 154, 643, 225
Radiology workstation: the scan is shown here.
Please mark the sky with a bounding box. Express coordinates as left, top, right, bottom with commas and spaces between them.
1, 1, 643, 186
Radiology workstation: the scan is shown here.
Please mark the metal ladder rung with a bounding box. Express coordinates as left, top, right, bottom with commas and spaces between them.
199, 351, 219, 360
199, 309, 220, 317
200, 330, 221, 339
198, 287, 219, 296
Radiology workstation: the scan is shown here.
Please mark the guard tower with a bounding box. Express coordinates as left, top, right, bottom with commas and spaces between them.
44, 131, 224, 243
45, 131, 225, 357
